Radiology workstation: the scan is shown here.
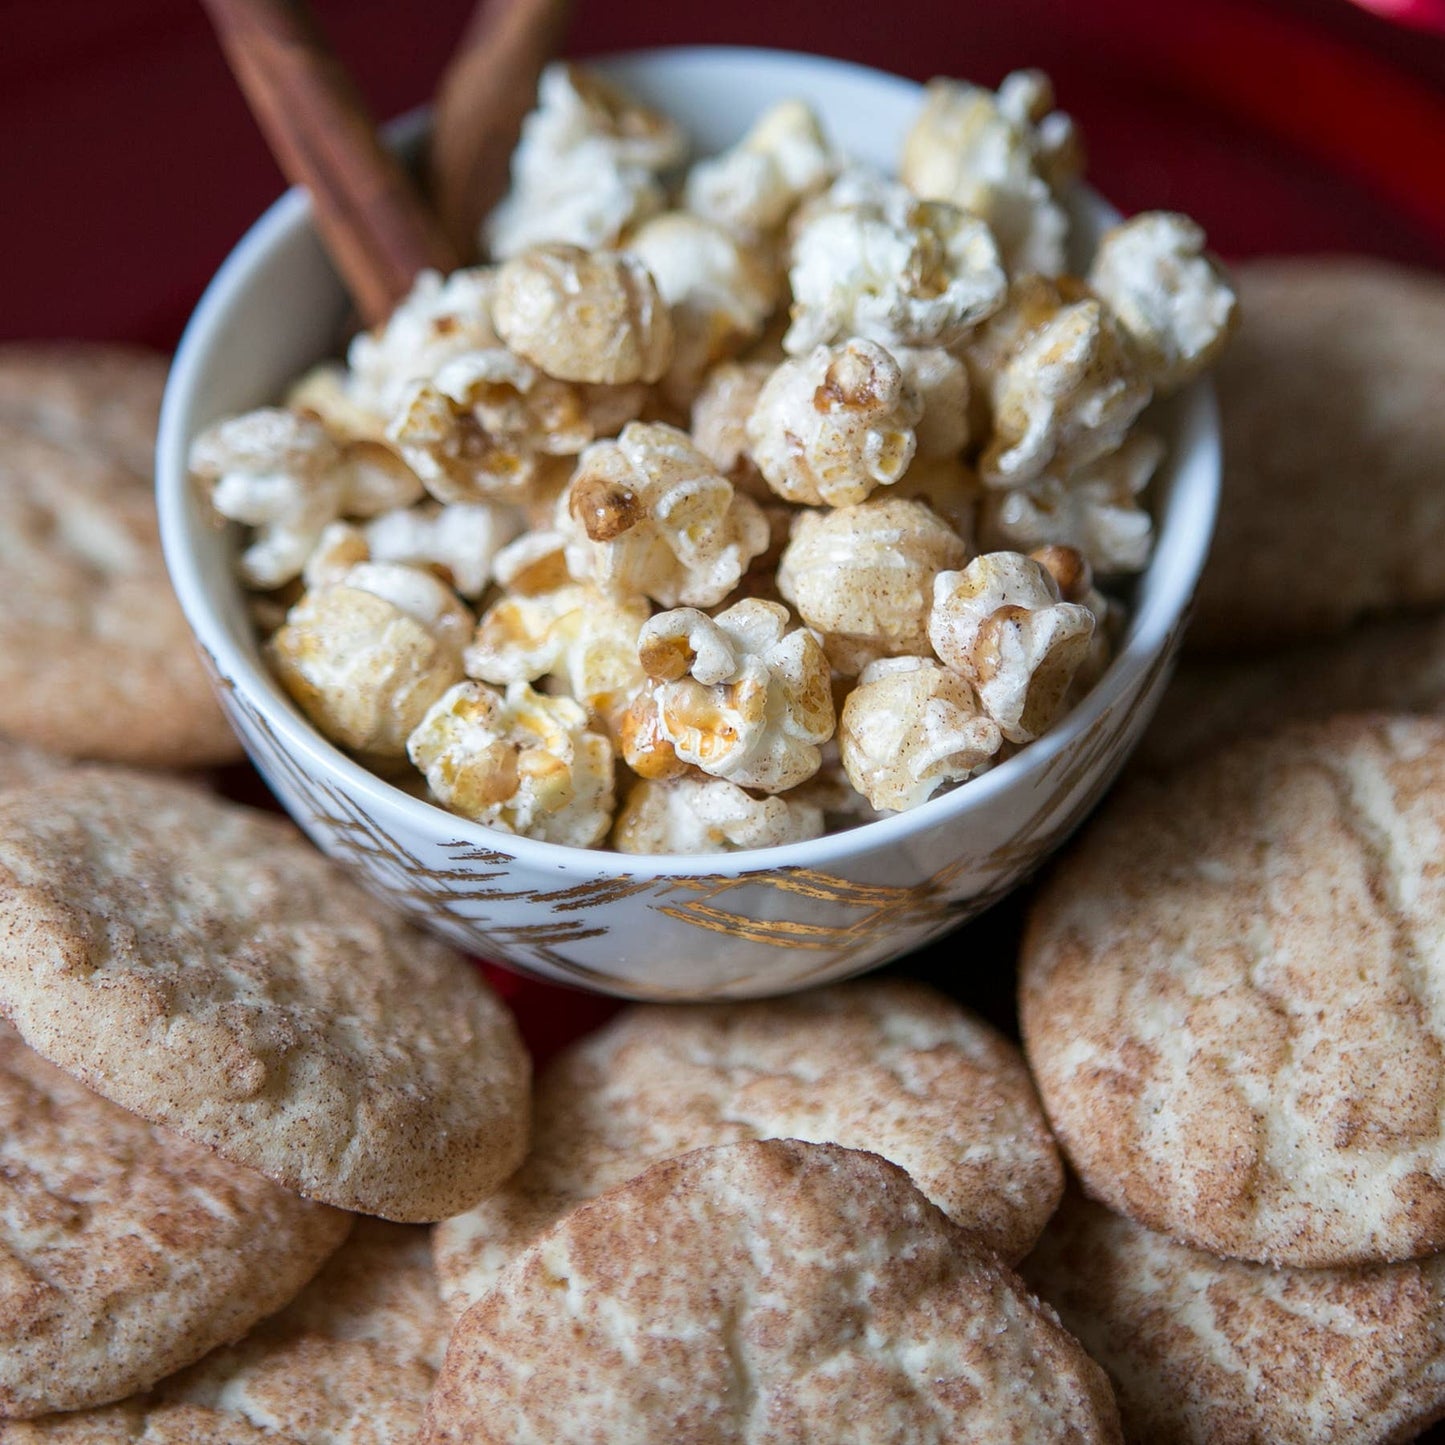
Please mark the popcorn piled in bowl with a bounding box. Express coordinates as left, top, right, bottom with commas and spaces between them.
190, 63, 1236, 856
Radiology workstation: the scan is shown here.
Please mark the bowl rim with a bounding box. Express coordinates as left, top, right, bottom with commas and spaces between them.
158, 43, 1220, 882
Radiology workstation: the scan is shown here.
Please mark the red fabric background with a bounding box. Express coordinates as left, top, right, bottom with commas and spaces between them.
3, 0, 1443, 349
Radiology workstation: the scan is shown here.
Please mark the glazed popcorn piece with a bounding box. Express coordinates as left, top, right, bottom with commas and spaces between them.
387, 378, 534, 504
1030, 543, 1122, 695
527, 62, 686, 169
930, 551, 1095, 743
969, 276, 1152, 489
435, 350, 598, 456
996, 69, 1085, 188
365, 499, 520, 599
390, 348, 638, 506
839, 656, 1002, 811
612, 774, 825, 853
895, 345, 971, 457
900, 71, 1080, 276
561, 421, 770, 608
978, 431, 1164, 575
407, 679, 615, 846
300, 500, 520, 600
301, 519, 373, 589
689, 358, 776, 495
287, 363, 389, 441
490, 528, 572, 594
492, 244, 674, 385
347, 267, 501, 419
624, 212, 779, 405
892, 453, 981, 541
684, 99, 839, 240
747, 339, 922, 507
487, 146, 663, 263
626, 598, 834, 792
191, 408, 424, 588
1088, 212, 1238, 394
465, 583, 651, 732
778, 496, 968, 663
483, 63, 685, 259
268, 562, 473, 756
785, 177, 1006, 354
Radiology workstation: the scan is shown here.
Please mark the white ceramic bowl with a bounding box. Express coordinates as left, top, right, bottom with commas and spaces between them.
158, 47, 1218, 1001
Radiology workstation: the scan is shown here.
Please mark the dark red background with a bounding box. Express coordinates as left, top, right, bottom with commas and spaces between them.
4, 0, 1444, 349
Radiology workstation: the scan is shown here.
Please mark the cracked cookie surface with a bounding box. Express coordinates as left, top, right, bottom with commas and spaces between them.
160, 1219, 447, 1445
433, 979, 1062, 1316
1021, 715, 1445, 1266
0, 1022, 349, 1419
0, 770, 529, 1222
0, 341, 241, 766
424, 1139, 1121, 1445
1022, 1189, 1445, 1445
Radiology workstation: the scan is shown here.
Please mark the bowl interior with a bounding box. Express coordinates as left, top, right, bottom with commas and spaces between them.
158, 46, 1219, 883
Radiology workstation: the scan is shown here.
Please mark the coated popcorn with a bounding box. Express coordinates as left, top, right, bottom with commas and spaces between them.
839, 656, 1002, 811
483, 63, 685, 259
613, 774, 825, 854
929, 552, 1096, 743
492, 244, 674, 386
747, 339, 922, 507
969, 276, 1151, 489
623, 599, 834, 793
900, 71, 1079, 276
785, 177, 1007, 354
560, 422, 770, 608
625, 212, 779, 405
684, 99, 838, 240
978, 432, 1163, 576
346, 266, 501, 418
777, 497, 968, 664
465, 583, 651, 733
1087, 211, 1238, 394
200, 61, 1235, 852
190, 408, 422, 589
267, 562, 473, 757
689, 359, 775, 495
407, 679, 615, 847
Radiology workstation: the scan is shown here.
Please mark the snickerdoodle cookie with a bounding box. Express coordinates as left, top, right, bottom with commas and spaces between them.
0, 770, 529, 1222
0, 1023, 350, 1419
0, 739, 69, 794
0, 1403, 294, 1442
433, 979, 1062, 1316
0, 343, 169, 477
1138, 610, 1445, 773
1191, 259, 1445, 651
162, 1219, 446, 1445
423, 1140, 1122, 1445
0, 421, 238, 766
1022, 1189, 1445, 1445
1021, 715, 1445, 1266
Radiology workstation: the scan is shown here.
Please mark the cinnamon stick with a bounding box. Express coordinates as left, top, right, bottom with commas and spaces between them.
429, 0, 574, 261
200, 0, 459, 326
